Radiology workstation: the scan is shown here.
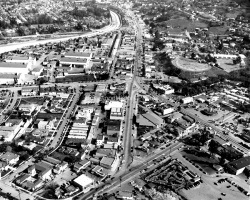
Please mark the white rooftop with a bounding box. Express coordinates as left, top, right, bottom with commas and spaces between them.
105, 101, 123, 110
74, 174, 94, 188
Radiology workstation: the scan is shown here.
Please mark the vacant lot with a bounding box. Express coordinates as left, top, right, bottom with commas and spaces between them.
20, 97, 45, 105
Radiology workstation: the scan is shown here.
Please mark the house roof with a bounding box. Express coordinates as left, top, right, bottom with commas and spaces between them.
16, 173, 31, 184
97, 134, 104, 140
0, 161, 7, 168
0, 152, 19, 162
34, 161, 53, 176
100, 157, 114, 167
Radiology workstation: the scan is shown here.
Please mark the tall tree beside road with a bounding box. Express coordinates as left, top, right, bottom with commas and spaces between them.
16, 27, 25, 36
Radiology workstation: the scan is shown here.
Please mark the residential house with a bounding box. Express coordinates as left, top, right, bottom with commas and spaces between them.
28, 161, 53, 181
0, 152, 19, 165
97, 134, 105, 146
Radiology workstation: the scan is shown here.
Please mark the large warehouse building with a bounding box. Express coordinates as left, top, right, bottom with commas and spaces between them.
0, 62, 29, 74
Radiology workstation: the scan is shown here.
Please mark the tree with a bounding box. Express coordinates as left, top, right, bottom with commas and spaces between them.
16, 27, 25, 36
75, 22, 83, 31
6, 146, 12, 152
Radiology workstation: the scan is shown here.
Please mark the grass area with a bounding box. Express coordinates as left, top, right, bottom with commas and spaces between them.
208, 26, 228, 35
181, 150, 218, 175
36, 112, 63, 120
160, 18, 208, 33
51, 151, 67, 161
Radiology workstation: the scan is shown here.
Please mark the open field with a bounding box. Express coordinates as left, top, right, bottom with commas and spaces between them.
160, 18, 208, 33
216, 59, 242, 73
174, 56, 211, 72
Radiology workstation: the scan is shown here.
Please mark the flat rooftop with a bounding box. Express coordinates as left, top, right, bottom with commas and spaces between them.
0, 62, 27, 68
60, 57, 87, 64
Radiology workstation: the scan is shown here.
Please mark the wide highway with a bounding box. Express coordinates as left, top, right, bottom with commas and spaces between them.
0, 10, 120, 54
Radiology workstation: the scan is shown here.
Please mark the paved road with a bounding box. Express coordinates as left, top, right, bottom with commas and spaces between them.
49, 90, 80, 148
0, 79, 122, 92
109, 32, 122, 78
79, 141, 183, 199
121, 10, 143, 171
138, 85, 250, 154
121, 87, 136, 171
0, 90, 19, 123
0, 11, 120, 54
0, 9, 122, 200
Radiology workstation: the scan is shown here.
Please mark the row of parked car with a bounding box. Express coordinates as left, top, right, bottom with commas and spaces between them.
226, 178, 250, 196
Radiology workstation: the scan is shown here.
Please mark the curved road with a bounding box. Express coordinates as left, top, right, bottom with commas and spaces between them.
0, 9, 121, 200
0, 11, 120, 54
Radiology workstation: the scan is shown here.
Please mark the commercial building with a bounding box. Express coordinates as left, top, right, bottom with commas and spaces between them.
100, 157, 115, 169
106, 120, 121, 136
0, 121, 22, 142
181, 97, 194, 104
64, 52, 93, 60
0, 62, 29, 74
226, 156, 250, 175
73, 174, 94, 190
136, 115, 155, 127
153, 84, 175, 95
60, 57, 88, 72
158, 104, 175, 115
142, 112, 164, 128
73, 159, 91, 172
21, 86, 39, 96
104, 101, 123, 110
0, 73, 20, 85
